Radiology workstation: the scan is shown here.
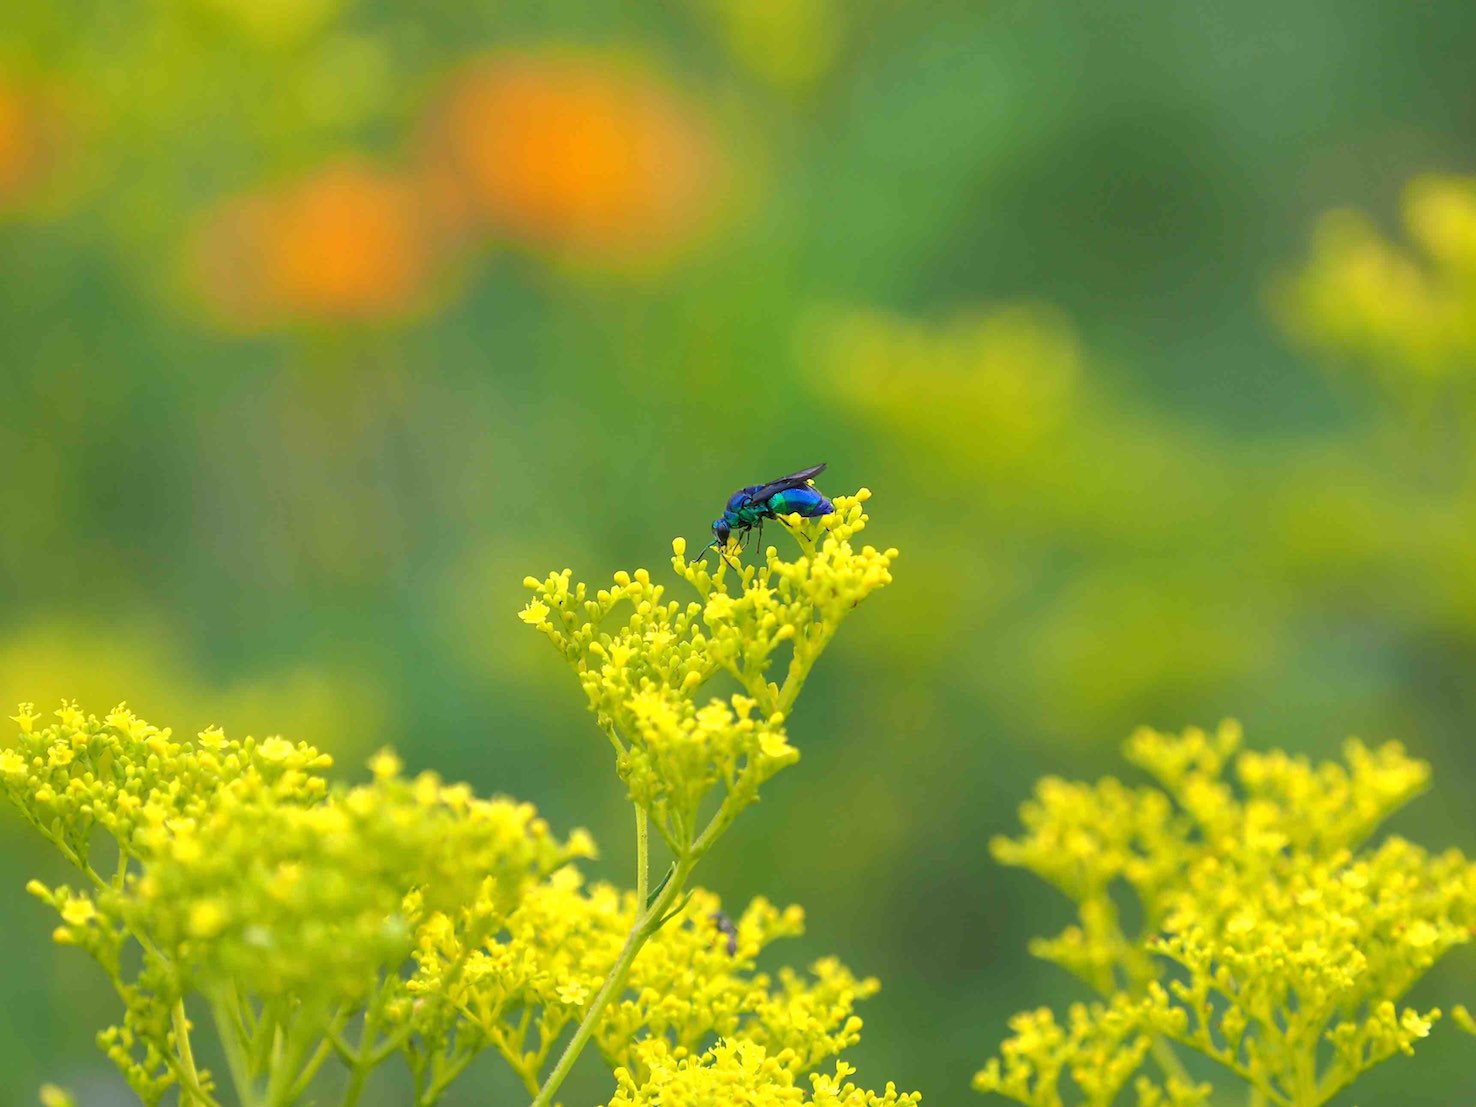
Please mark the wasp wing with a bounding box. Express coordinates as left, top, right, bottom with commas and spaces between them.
749, 463, 827, 502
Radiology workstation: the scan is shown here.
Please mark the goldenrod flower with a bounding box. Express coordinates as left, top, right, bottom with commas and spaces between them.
2, 496, 908, 1105
1275, 174, 1476, 391
978, 722, 1476, 1107
1, 702, 584, 1102
521, 491, 895, 857
607, 1038, 920, 1107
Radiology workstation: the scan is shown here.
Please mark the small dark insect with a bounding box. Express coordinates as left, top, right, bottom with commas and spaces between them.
701, 463, 834, 565
710, 910, 739, 956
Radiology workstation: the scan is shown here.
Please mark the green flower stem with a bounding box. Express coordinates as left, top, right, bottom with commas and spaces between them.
420, 1045, 479, 1106
688, 795, 741, 863
1162, 1025, 1290, 1107
778, 632, 830, 714
286, 1033, 338, 1103
1095, 912, 1193, 1096
527, 854, 693, 1107
1290, 1032, 1322, 1107
1148, 1036, 1191, 1087
211, 990, 264, 1107
249, 1003, 280, 1078
338, 994, 382, 1107
339, 1055, 370, 1106
636, 807, 649, 908
50, 833, 226, 1107
1250, 1088, 1268, 1107
492, 1032, 544, 1098
652, 813, 683, 856
1314, 1064, 1358, 1107
171, 1001, 220, 1107
265, 1007, 323, 1107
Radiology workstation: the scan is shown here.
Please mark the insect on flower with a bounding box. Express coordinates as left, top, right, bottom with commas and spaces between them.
710, 910, 738, 956
702, 463, 834, 565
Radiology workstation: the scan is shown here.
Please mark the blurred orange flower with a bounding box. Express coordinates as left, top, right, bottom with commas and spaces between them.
189, 159, 438, 330
426, 50, 725, 265
0, 75, 69, 211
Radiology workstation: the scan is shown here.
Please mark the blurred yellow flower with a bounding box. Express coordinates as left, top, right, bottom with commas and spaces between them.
1275, 173, 1476, 390
186, 900, 228, 939
1405, 175, 1476, 275
811, 305, 1081, 468
256, 735, 298, 762
191, 0, 345, 48
689, 0, 843, 91
0, 615, 388, 757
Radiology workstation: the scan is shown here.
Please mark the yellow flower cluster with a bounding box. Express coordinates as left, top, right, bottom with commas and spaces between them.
398, 865, 628, 1092
4, 699, 907, 1104
510, 493, 910, 1107
2, 703, 588, 1105
978, 722, 1476, 1107
975, 994, 1208, 1107
609, 895, 876, 1083
395, 872, 882, 1096
6, 500, 909, 1105
131, 759, 578, 1004
1276, 173, 1476, 388
606, 1038, 921, 1107
520, 491, 895, 857
2, 702, 331, 871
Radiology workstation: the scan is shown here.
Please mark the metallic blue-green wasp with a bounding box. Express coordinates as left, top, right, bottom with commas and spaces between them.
701, 463, 834, 564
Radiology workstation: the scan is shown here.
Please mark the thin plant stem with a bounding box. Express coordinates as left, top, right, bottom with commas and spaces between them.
636, 807, 649, 908
1149, 1036, 1192, 1086
340, 1057, 371, 1107
211, 991, 263, 1107
287, 1031, 340, 1103
420, 1046, 479, 1106
172, 1000, 220, 1107
688, 796, 741, 862
527, 858, 690, 1107
249, 1003, 280, 1081
492, 1034, 544, 1098
339, 995, 382, 1107
266, 1007, 323, 1107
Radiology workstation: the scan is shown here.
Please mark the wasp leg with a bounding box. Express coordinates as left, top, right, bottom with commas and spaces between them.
721, 531, 743, 574
776, 514, 811, 555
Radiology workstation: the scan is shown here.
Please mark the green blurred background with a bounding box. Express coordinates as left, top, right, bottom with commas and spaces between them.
4, 0, 1476, 1103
